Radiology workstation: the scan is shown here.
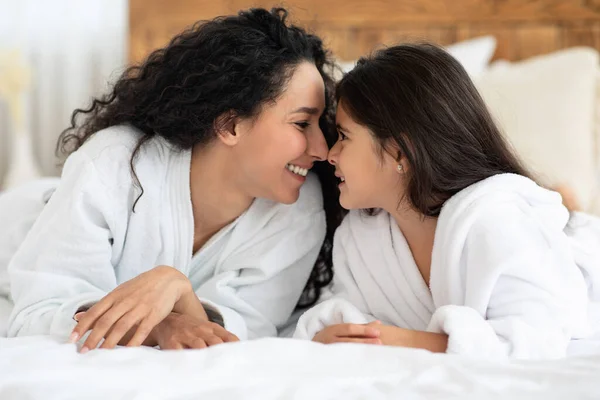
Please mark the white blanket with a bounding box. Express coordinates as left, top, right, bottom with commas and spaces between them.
295, 174, 600, 359
1, 336, 600, 399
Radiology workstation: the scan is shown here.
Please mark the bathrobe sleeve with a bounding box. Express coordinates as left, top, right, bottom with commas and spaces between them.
427, 203, 589, 359
194, 175, 329, 340
293, 215, 373, 340
8, 150, 120, 338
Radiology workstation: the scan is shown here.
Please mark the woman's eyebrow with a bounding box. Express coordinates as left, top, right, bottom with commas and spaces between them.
291, 107, 320, 115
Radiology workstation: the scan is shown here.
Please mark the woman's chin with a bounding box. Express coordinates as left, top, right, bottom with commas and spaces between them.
339, 193, 354, 210
272, 187, 301, 205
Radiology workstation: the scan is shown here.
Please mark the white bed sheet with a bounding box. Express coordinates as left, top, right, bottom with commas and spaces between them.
0, 296, 12, 337
1, 335, 599, 400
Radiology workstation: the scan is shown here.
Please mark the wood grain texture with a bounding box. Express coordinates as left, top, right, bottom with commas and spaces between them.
130, 0, 600, 63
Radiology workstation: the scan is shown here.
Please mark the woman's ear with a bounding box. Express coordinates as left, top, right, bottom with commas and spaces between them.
214, 111, 239, 146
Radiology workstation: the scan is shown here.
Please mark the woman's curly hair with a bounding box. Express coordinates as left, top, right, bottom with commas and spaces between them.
56, 7, 345, 308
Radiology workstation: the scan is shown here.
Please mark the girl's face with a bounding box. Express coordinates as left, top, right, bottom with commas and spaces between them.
328, 101, 406, 210
232, 62, 329, 204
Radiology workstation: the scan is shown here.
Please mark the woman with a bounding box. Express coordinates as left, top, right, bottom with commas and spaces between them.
6, 7, 344, 352
294, 43, 600, 359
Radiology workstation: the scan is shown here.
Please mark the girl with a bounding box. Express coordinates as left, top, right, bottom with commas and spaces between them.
294, 43, 600, 359
5, 8, 344, 351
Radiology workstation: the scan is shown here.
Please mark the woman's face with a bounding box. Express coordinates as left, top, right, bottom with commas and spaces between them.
328, 101, 404, 210
232, 61, 328, 204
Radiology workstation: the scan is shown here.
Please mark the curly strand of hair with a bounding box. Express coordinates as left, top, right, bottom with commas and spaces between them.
129, 135, 154, 212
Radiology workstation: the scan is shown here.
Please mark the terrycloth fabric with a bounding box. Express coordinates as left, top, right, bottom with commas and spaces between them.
6, 125, 326, 340
0, 177, 59, 299
295, 174, 600, 360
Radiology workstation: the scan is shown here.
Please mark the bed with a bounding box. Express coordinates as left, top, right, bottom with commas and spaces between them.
1, 335, 600, 399
2, 0, 600, 398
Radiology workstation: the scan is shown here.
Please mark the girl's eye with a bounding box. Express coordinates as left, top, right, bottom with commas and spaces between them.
338, 131, 347, 141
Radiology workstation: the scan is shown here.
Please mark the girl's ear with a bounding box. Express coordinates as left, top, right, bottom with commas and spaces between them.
396, 153, 409, 175
384, 141, 409, 175
392, 136, 413, 175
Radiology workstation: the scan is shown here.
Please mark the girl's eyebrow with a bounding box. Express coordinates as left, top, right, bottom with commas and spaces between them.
336, 124, 350, 133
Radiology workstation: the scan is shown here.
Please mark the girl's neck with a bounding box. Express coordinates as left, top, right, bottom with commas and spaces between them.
388, 205, 438, 287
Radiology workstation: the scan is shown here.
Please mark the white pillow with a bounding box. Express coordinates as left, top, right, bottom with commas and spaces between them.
0, 99, 11, 189
587, 70, 600, 215
445, 36, 497, 77
338, 35, 497, 78
475, 47, 599, 211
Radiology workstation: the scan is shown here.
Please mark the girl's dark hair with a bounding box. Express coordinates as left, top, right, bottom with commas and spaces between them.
56, 7, 344, 308
336, 43, 531, 216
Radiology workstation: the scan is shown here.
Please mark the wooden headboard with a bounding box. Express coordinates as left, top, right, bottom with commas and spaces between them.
130, 0, 600, 63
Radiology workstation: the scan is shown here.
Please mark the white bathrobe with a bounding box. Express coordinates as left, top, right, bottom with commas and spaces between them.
6, 125, 326, 340
295, 174, 600, 359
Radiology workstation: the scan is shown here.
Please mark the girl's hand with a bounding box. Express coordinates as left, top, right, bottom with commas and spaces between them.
312, 321, 382, 345
70, 265, 193, 352
377, 325, 448, 353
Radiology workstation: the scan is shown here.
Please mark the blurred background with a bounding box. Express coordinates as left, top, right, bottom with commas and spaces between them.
1, 0, 600, 213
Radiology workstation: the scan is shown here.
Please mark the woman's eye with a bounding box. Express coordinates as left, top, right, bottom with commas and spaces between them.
295, 122, 310, 129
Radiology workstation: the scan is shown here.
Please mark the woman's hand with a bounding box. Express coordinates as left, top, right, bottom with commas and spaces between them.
70, 265, 194, 352
153, 312, 239, 350
312, 322, 382, 345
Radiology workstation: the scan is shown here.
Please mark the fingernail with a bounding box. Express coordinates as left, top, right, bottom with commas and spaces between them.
80, 346, 89, 354
68, 332, 79, 343
73, 312, 84, 322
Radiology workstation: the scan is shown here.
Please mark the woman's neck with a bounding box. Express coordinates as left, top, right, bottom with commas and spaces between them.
189, 143, 254, 252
